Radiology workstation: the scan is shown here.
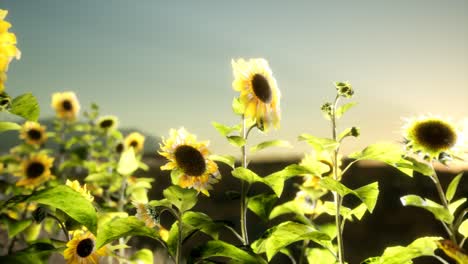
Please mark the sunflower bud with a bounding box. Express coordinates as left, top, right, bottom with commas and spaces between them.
335, 82, 354, 98
321, 102, 333, 119
32, 206, 47, 223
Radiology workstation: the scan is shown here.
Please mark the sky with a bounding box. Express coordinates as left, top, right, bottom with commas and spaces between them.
1, 0, 468, 159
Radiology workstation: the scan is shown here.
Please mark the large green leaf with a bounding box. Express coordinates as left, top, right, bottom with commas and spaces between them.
448, 198, 466, 215
163, 186, 198, 213
306, 248, 337, 264
227, 136, 246, 147
335, 102, 357, 119
247, 194, 278, 222
192, 240, 267, 264
95, 216, 160, 249
251, 221, 330, 261
231, 167, 263, 184
0, 121, 21, 132
362, 236, 441, 264
446, 173, 464, 202
298, 134, 339, 152
209, 154, 236, 169
117, 148, 138, 175
182, 211, 222, 239
4, 218, 33, 238
264, 164, 312, 197
212, 121, 240, 137
26, 185, 97, 234
10, 93, 40, 121
400, 195, 453, 224
250, 140, 291, 153
349, 142, 403, 164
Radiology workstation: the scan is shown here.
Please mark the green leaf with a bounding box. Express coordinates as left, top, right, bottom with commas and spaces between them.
446, 173, 463, 202
227, 136, 246, 147
212, 121, 240, 137
250, 140, 291, 153
400, 195, 453, 224
0, 121, 21, 132
448, 198, 466, 215
95, 216, 160, 249
0, 243, 62, 264
269, 201, 302, 220
130, 249, 154, 264
10, 93, 40, 121
192, 240, 267, 264
232, 97, 245, 115
349, 142, 403, 164
26, 185, 97, 234
117, 148, 138, 175
7, 219, 33, 238
298, 134, 339, 152
264, 164, 312, 197
247, 194, 278, 222
398, 156, 434, 177
231, 167, 263, 184
458, 219, 468, 237
251, 221, 330, 261
306, 248, 337, 264
354, 182, 379, 213
362, 236, 441, 264
163, 186, 198, 213
182, 211, 222, 239
209, 154, 236, 168
319, 177, 354, 197
335, 102, 357, 119
167, 221, 196, 256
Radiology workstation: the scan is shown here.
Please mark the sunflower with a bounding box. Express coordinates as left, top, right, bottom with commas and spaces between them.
0, 9, 21, 93
51, 91, 81, 121
133, 202, 159, 228
64, 230, 107, 264
96, 115, 118, 132
294, 191, 325, 216
124, 132, 145, 153
19, 121, 47, 146
159, 128, 220, 196
16, 153, 54, 188
403, 115, 466, 160
66, 180, 94, 202
231, 58, 281, 131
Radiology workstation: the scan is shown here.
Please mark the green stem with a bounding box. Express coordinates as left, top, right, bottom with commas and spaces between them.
117, 177, 128, 262
240, 115, 249, 246
431, 170, 458, 244
47, 213, 70, 241
298, 239, 308, 264
176, 212, 183, 264
331, 95, 345, 264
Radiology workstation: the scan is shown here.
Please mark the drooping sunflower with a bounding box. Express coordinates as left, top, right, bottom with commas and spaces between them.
51, 91, 81, 121
159, 128, 220, 196
124, 132, 145, 153
96, 115, 118, 132
16, 153, 54, 188
0, 9, 21, 93
403, 115, 466, 160
19, 121, 47, 146
231, 58, 281, 131
64, 230, 107, 264
133, 202, 159, 228
66, 180, 94, 202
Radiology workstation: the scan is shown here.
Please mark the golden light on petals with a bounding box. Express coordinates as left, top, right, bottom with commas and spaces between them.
0, 9, 21, 93
231, 58, 281, 131
19, 121, 47, 146
16, 153, 54, 189
64, 230, 107, 264
124, 132, 145, 153
159, 128, 220, 196
51, 91, 81, 121
403, 115, 465, 159
66, 180, 94, 202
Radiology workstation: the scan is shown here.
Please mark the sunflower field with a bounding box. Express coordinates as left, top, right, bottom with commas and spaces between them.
1, 8, 468, 264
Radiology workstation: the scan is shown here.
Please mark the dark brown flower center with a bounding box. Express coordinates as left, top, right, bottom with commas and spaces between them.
251, 74, 272, 103
174, 145, 206, 176
415, 120, 457, 151
62, 100, 73, 111
27, 129, 42, 140
76, 238, 94, 258
99, 119, 114, 129
116, 143, 124, 153
26, 162, 45, 179
130, 140, 138, 148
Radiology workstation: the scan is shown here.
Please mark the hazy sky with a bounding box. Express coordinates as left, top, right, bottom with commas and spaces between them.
2, 1, 468, 159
